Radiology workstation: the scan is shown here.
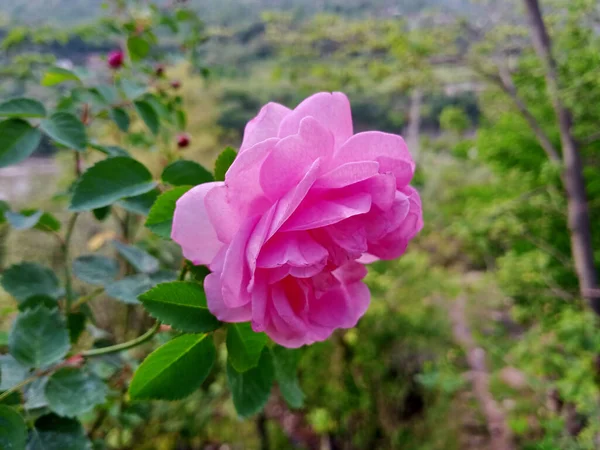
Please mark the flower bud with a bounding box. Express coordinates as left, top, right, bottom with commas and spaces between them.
177, 133, 190, 148
107, 50, 124, 69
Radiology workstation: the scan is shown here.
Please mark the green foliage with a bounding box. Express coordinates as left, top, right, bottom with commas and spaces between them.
40, 112, 87, 152
271, 346, 305, 408
145, 186, 191, 239
134, 100, 160, 135
1, 262, 62, 302
41, 67, 81, 86
127, 36, 151, 62
129, 334, 216, 400
0, 98, 46, 118
227, 349, 274, 417
0, 119, 42, 168
139, 282, 221, 333
226, 323, 268, 373
45, 368, 107, 417
113, 241, 160, 274
214, 147, 237, 181
28, 414, 91, 450
439, 106, 470, 134
161, 160, 214, 186
8, 306, 70, 368
72, 255, 119, 286
0, 406, 27, 450
69, 157, 156, 211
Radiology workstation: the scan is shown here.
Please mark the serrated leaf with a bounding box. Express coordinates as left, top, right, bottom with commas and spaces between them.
1, 262, 62, 303
89, 143, 130, 158
45, 368, 107, 417
0, 98, 46, 118
0, 355, 28, 391
214, 147, 237, 181
28, 414, 91, 450
104, 274, 153, 304
0, 118, 42, 168
129, 334, 215, 400
40, 112, 87, 152
8, 306, 70, 368
139, 282, 221, 333
110, 107, 130, 132
69, 157, 156, 211
162, 160, 214, 186
18, 295, 58, 312
145, 186, 191, 239
41, 67, 81, 86
0, 406, 26, 450
112, 241, 159, 273
227, 349, 274, 417
117, 189, 159, 215
271, 346, 304, 408
226, 323, 267, 373
73, 255, 119, 286
127, 36, 150, 62
134, 100, 159, 135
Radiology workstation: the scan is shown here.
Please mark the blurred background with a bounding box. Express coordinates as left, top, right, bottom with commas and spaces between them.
2, 0, 600, 449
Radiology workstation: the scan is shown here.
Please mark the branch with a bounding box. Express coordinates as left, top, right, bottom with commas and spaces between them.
81, 321, 161, 358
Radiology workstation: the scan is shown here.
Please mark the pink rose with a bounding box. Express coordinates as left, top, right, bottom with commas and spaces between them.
172, 92, 422, 347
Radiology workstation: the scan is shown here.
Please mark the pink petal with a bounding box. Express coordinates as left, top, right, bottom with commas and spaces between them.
278, 92, 353, 148
240, 102, 291, 153
333, 131, 415, 188
260, 117, 333, 200
313, 161, 380, 189
171, 182, 224, 266
205, 272, 251, 322
257, 232, 328, 269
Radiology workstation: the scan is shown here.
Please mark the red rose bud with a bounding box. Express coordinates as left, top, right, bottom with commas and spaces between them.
177, 134, 190, 148
170, 80, 181, 89
107, 50, 124, 69
155, 65, 165, 77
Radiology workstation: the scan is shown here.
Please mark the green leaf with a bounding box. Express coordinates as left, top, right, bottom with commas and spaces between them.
34, 212, 61, 232
67, 313, 86, 344
45, 368, 107, 417
117, 189, 159, 215
104, 274, 153, 304
0, 355, 28, 391
95, 85, 119, 105
113, 241, 159, 273
18, 295, 58, 312
24, 376, 49, 410
129, 334, 215, 400
1, 262, 62, 303
145, 186, 191, 239
8, 306, 70, 368
227, 349, 274, 417
28, 414, 91, 450
41, 67, 81, 86
162, 160, 214, 186
0, 98, 46, 118
69, 157, 156, 211
134, 100, 160, 135
187, 262, 210, 283
5, 210, 42, 229
127, 36, 150, 62
89, 143, 130, 158
175, 110, 187, 130
73, 255, 119, 286
226, 323, 268, 373
214, 146, 237, 181
110, 107, 130, 132
40, 112, 87, 152
139, 282, 221, 333
0, 119, 42, 168
92, 206, 111, 221
271, 346, 304, 408
119, 79, 146, 100
0, 406, 26, 450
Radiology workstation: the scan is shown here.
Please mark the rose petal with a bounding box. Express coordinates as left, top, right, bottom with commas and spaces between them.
240, 102, 291, 153
205, 272, 251, 322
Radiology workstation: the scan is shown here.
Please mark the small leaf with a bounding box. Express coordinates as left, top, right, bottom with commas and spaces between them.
8, 306, 70, 368
73, 255, 119, 286
28, 414, 91, 450
113, 241, 160, 273
0, 118, 42, 168
226, 323, 268, 373
271, 346, 304, 408
41, 67, 81, 86
145, 186, 191, 239
187, 262, 210, 283
227, 349, 274, 417
34, 211, 61, 232
117, 189, 159, 215
1, 262, 62, 303
104, 274, 153, 304
162, 160, 214, 186
0, 406, 26, 450
0, 355, 28, 391
24, 376, 49, 410
214, 146, 237, 181
45, 368, 107, 417
5, 209, 42, 229
129, 334, 215, 400
40, 112, 87, 152
110, 107, 130, 132
18, 295, 58, 312
0, 98, 46, 118
139, 282, 221, 333
69, 157, 156, 211
134, 100, 160, 135
92, 206, 111, 221
90, 143, 130, 158
127, 36, 150, 62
